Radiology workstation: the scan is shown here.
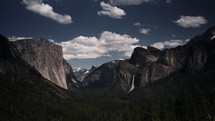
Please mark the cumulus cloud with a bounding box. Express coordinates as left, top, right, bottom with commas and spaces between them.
60, 36, 107, 59
100, 31, 139, 57
139, 28, 150, 35
22, 0, 72, 24
173, 16, 207, 28
58, 31, 139, 59
109, 0, 152, 5
98, 1, 126, 19
151, 39, 189, 49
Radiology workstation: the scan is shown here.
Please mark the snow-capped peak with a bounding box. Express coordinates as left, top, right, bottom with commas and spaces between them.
73, 67, 82, 72
73, 66, 97, 82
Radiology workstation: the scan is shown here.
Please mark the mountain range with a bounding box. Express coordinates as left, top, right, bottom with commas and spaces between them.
82, 26, 215, 93
0, 27, 215, 121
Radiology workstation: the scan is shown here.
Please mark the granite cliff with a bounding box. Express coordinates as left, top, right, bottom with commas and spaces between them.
12, 38, 80, 90
0, 33, 71, 99
0, 34, 76, 120
82, 27, 215, 92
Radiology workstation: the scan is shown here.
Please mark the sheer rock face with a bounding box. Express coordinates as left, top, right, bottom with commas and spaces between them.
113, 61, 137, 92
0, 34, 72, 100
82, 27, 215, 92
82, 61, 116, 90
128, 27, 215, 88
0, 34, 42, 76
12, 39, 79, 90
130, 46, 161, 67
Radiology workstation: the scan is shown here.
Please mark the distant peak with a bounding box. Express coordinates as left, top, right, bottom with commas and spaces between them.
73, 67, 82, 72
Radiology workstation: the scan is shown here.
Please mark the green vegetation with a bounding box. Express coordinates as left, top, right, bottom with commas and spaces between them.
0, 72, 214, 121
0, 83, 214, 121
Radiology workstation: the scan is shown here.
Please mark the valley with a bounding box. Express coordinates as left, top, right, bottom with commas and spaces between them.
0, 27, 215, 121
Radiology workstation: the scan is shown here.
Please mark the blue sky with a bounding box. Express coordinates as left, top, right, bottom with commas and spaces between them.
0, 0, 215, 68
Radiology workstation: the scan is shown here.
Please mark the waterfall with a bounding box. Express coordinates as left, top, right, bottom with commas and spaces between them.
128, 75, 135, 93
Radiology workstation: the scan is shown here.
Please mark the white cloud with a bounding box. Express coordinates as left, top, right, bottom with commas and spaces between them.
173, 16, 207, 28
100, 31, 139, 57
48, 39, 56, 43
22, 0, 72, 24
166, 0, 171, 3
151, 39, 189, 49
133, 22, 150, 34
59, 36, 106, 59
8, 36, 33, 41
139, 28, 150, 35
58, 31, 139, 59
151, 42, 165, 50
109, 0, 152, 5
98, 1, 126, 19
164, 39, 185, 47
134, 22, 141, 26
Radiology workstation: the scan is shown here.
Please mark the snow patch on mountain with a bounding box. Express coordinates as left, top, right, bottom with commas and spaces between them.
73, 65, 97, 82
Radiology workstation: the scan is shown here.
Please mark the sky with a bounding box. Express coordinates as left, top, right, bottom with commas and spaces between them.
0, 0, 215, 69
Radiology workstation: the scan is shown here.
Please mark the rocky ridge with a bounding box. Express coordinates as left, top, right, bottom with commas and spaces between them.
82, 27, 215, 92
